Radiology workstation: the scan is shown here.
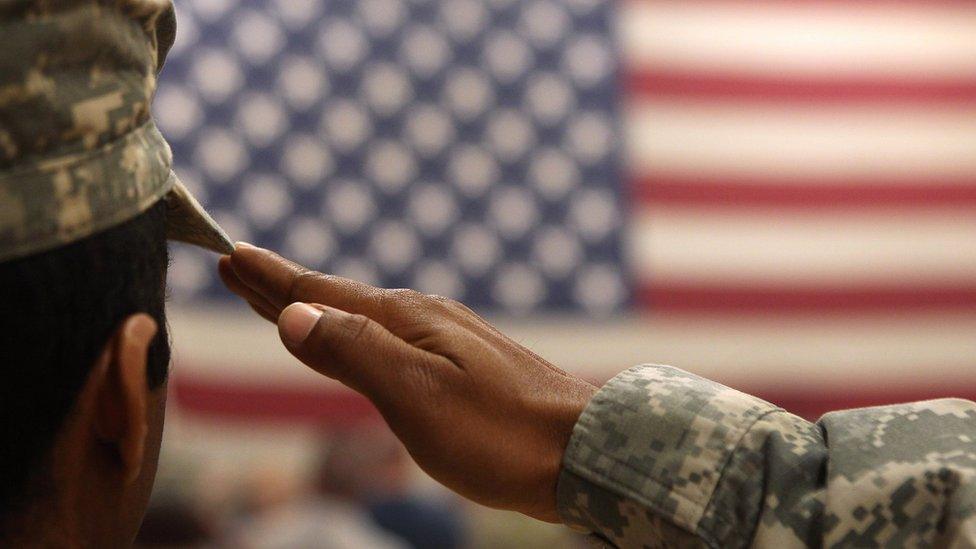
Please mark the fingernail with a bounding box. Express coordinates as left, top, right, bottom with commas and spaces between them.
235, 241, 256, 250
279, 303, 322, 344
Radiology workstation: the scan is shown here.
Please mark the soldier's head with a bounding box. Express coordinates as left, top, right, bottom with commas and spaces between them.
0, 200, 172, 546
0, 1, 230, 545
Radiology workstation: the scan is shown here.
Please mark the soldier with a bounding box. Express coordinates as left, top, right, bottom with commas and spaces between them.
0, 0, 232, 545
221, 245, 976, 548
4, 2, 976, 549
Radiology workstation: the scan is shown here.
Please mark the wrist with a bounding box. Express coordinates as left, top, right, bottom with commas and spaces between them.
531, 374, 599, 523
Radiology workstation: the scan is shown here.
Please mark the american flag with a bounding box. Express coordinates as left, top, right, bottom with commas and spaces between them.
157, 0, 976, 425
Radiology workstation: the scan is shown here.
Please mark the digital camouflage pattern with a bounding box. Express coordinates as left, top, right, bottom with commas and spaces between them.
557, 365, 976, 548
0, 0, 232, 262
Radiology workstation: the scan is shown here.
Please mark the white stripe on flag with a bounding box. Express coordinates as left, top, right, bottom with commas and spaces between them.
631, 206, 976, 286
627, 101, 976, 179
622, 1, 976, 79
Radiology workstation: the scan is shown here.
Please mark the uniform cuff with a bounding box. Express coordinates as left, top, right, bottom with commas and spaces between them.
556, 364, 780, 545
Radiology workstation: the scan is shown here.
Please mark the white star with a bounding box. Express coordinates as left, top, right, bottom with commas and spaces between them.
281, 134, 333, 188
241, 173, 293, 230
232, 9, 285, 65
277, 55, 328, 111
195, 128, 249, 182
318, 19, 369, 72
366, 140, 418, 193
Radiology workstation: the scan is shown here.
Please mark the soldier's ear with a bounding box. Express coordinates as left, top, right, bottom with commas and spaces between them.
88, 313, 157, 485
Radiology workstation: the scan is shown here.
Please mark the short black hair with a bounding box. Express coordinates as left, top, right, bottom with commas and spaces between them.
0, 200, 170, 526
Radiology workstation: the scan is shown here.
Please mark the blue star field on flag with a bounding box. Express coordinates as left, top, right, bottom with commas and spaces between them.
155, 0, 628, 315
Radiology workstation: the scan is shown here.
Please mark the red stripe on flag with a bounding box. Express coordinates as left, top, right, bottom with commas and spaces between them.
638, 284, 976, 313
627, 71, 976, 103
632, 176, 976, 208
172, 377, 380, 426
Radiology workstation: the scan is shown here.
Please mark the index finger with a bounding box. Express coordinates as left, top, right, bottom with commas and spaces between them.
228, 243, 386, 320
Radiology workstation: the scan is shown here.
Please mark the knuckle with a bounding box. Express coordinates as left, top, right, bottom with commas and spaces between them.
406, 354, 450, 399
382, 288, 430, 321
410, 362, 440, 398
434, 294, 476, 317
386, 288, 424, 305
426, 294, 452, 305
286, 269, 322, 303
427, 294, 467, 316
339, 312, 373, 345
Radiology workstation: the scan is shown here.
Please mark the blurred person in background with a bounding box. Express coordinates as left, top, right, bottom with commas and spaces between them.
221, 245, 976, 548
314, 426, 465, 549
224, 426, 464, 549
0, 0, 233, 546
224, 458, 406, 549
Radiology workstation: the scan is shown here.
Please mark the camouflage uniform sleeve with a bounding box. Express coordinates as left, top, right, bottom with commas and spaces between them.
556, 364, 976, 548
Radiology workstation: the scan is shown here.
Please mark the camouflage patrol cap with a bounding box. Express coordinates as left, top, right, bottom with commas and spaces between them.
0, 0, 234, 262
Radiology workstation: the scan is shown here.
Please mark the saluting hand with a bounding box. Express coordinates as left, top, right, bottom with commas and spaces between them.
218, 244, 597, 523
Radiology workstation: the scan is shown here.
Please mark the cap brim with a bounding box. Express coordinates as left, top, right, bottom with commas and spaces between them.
163, 171, 234, 255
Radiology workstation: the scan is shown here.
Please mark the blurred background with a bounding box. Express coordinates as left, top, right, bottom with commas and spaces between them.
143, 0, 976, 546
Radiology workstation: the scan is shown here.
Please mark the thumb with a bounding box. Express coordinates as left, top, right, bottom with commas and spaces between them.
276, 302, 424, 400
